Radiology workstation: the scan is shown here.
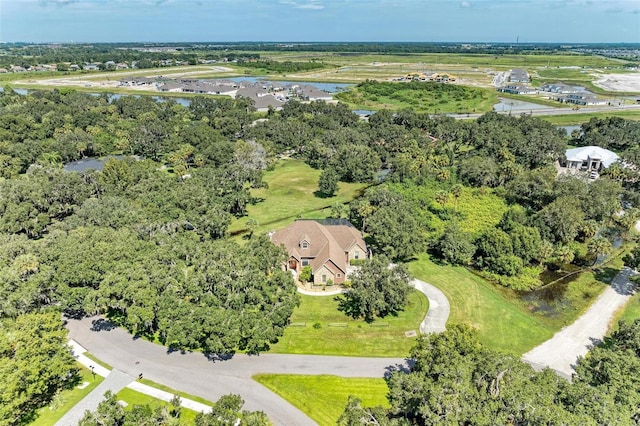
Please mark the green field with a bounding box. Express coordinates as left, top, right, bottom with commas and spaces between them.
541, 110, 640, 125
228, 160, 368, 237
31, 364, 104, 426
336, 81, 497, 114
408, 255, 552, 354
268, 290, 428, 357
253, 374, 389, 426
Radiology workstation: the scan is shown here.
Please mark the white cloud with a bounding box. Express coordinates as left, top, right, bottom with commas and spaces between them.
460, 1, 472, 7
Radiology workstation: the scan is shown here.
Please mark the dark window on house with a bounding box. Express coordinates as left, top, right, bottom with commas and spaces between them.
302, 259, 309, 266
301, 241, 309, 249
354, 251, 360, 260
337, 273, 341, 278
322, 275, 327, 283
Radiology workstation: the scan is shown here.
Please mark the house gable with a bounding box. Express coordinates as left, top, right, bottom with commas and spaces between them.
270, 219, 366, 280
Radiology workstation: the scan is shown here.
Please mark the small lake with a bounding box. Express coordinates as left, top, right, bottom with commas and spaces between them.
493, 98, 554, 112
63, 155, 134, 173
0, 87, 28, 95
558, 125, 582, 136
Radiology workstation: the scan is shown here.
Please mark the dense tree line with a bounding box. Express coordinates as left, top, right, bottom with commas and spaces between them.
340, 322, 640, 425
0, 312, 78, 426
80, 392, 270, 426
236, 59, 328, 73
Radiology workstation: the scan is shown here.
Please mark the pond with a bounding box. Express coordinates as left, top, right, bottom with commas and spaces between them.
558, 125, 582, 136
63, 155, 135, 173
493, 98, 555, 112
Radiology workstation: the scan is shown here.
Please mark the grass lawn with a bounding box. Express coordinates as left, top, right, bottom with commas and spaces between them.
116, 388, 199, 423
31, 363, 104, 426
268, 290, 428, 357
408, 255, 553, 354
408, 254, 622, 355
138, 378, 215, 407
253, 374, 389, 426
613, 292, 640, 328
541, 110, 640, 126
83, 352, 113, 370
228, 159, 368, 237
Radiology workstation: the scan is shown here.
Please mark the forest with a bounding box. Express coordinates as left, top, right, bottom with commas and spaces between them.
1, 86, 639, 424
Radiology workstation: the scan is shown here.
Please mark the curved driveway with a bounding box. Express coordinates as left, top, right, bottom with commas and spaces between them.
522, 267, 637, 378
66, 279, 449, 425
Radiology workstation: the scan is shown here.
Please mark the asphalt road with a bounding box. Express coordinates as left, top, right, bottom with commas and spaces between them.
66, 316, 411, 426
451, 103, 640, 120
522, 267, 637, 378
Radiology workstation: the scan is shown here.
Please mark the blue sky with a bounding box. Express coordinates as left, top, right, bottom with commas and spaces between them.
1, 0, 639, 43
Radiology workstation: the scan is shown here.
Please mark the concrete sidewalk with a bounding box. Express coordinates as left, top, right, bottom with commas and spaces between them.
55, 369, 133, 426
65, 340, 213, 417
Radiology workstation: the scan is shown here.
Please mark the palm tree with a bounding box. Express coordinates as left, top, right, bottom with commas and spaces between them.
451, 184, 463, 211
588, 236, 613, 266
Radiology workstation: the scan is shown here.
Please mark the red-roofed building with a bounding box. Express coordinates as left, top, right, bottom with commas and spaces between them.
270, 219, 368, 285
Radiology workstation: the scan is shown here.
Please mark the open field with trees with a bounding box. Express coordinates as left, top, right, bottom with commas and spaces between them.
336, 80, 497, 113
228, 160, 367, 237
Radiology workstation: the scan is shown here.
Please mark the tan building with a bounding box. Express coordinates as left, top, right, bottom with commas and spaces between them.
270, 219, 368, 285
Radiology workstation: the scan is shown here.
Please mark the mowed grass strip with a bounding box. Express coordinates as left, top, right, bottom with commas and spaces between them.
253, 374, 389, 426
32, 363, 104, 426
269, 290, 428, 357
408, 255, 553, 355
228, 160, 368, 236
116, 388, 200, 423
138, 378, 215, 408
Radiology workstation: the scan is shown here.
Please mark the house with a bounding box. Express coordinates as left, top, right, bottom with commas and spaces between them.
563, 146, 619, 173
270, 219, 368, 285
498, 84, 537, 95
509, 68, 530, 83
539, 83, 579, 94
291, 84, 333, 102
563, 93, 608, 106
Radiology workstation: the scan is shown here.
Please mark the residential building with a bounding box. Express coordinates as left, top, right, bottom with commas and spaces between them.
563, 146, 619, 173
497, 84, 537, 95
509, 68, 530, 83
270, 219, 368, 285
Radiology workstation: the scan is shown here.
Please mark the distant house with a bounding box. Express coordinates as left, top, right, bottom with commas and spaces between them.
540, 83, 579, 94
270, 219, 368, 285
291, 84, 333, 102
563, 93, 608, 106
498, 84, 537, 95
509, 68, 530, 83
563, 146, 619, 173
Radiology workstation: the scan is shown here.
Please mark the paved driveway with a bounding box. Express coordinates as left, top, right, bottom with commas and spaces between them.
522, 267, 637, 378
